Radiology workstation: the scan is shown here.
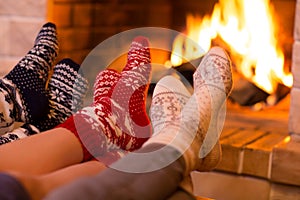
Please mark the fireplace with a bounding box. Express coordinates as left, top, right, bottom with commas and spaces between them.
0, 0, 300, 199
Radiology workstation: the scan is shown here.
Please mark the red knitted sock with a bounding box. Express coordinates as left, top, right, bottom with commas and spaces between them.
95, 36, 152, 151
93, 68, 121, 99
58, 36, 152, 162
56, 68, 121, 161
120, 36, 152, 127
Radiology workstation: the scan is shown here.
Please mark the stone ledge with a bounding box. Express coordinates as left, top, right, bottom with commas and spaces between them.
214, 99, 300, 187
289, 87, 300, 135
243, 132, 286, 179
271, 138, 300, 186
192, 171, 300, 200
216, 129, 268, 173
215, 128, 300, 186
192, 171, 271, 200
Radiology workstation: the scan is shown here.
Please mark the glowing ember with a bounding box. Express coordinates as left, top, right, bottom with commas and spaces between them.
170, 0, 293, 94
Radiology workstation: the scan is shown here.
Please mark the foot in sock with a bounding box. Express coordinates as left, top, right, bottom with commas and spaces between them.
144, 46, 233, 174
33, 58, 88, 132
0, 22, 58, 131
148, 75, 191, 139
190, 46, 232, 172
102, 36, 152, 149
142, 75, 194, 195
0, 59, 89, 145
57, 36, 152, 162
56, 68, 122, 161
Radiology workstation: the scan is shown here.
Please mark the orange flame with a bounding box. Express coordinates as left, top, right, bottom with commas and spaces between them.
170, 0, 293, 94
283, 136, 291, 144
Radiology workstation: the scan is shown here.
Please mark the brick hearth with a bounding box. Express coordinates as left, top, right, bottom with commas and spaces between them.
289, 0, 300, 137
192, 97, 300, 199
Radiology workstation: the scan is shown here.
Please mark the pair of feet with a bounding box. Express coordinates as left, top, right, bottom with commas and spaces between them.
142, 46, 232, 195
0, 26, 232, 200
1, 22, 233, 175
60, 33, 233, 175
146, 46, 233, 174
0, 22, 89, 144
58, 36, 153, 163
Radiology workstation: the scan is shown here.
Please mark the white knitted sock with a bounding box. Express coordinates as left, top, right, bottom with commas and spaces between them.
145, 47, 233, 175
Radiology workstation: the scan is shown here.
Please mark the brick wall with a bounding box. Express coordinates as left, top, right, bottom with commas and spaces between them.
47, 0, 173, 65
0, 0, 173, 76
0, 0, 47, 76
289, 0, 300, 137
0, 0, 296, 87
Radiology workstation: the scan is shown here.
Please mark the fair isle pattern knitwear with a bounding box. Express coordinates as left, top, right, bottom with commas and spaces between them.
147, 75, 191, 136
0, 59, 89, 144
0, 59, 88, 144
32, 58, 88, 132
0, 83, 16, 134
93, 69, 121, 100
57, 106, 112, 162
0, 124, 39, 145
58, 36, 152, 162
142, 76, 193, 196
186, 46, 232, 172
0, 22, 58, 128
144, 47, 233, 175
56, 68, 122, 161
95, 36, 152, 151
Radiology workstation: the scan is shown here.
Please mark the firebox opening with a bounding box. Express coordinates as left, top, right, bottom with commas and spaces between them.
168, 0, 296, 108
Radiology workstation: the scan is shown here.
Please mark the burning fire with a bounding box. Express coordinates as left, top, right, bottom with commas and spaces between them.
170, 0, 293, 94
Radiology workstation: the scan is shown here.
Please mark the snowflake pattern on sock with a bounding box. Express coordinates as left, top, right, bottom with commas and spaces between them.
94, 36, 152, 151
0, 123, 39, 145
2, 22, 59, 126
31, 58, 89, 132
58, 36, 152, 162
0, 82, 17, 134
149, 76, 191, 135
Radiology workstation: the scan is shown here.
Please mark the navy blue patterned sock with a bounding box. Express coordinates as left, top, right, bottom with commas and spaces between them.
1, 22, 59, 125
0, 123, 39, 145
0, 82, 17, 133
0, 59, 88, 144
0, 173, 30, 200
31, 58, 88, 132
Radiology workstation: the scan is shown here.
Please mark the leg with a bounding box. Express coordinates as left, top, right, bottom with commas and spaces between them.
57, 36, 152, 162
45, 144, 186, 200
44, 46, 233, 200
0, 58, 88, 145
1, 22, 58, 126
14, 160, 106, 200
0, 128, 83, 175
44, 74, 193, 200
0, 36, 152, 174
